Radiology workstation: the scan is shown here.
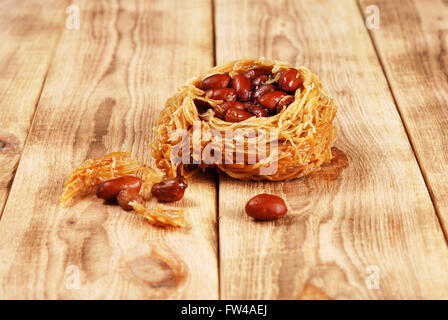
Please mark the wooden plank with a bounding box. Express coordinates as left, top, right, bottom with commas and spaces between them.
0, 0, 66, 216
215, 0, 448, 299
0, 0, 217, 299
359, 0, 448, 236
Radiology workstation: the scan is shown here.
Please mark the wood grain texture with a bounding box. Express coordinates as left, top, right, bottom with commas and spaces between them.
0, 0, 66, 217
0, 0, 217, 299
359, 0, 448, 236
215, 0, 448, 299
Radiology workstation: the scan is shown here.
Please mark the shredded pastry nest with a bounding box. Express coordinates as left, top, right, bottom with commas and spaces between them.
151, 57, 338, 181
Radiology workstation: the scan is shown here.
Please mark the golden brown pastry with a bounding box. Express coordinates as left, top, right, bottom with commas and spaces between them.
152, 57, 337, 181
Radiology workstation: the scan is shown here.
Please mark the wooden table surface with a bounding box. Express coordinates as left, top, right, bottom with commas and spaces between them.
0, 0, 447, 299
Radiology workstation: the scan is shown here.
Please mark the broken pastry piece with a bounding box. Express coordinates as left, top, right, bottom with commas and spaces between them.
60, 152, 140, 207
60, 152, 186, 228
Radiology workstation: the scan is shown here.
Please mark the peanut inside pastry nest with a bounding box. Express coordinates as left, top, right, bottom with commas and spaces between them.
152, 57, 338, 181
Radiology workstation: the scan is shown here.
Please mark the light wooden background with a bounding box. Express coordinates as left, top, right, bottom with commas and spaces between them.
0, 0, 447, 299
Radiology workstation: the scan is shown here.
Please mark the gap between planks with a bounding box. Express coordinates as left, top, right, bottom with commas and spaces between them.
0, 20, 65, 220
355, 0, 448, 246
0, 0, 68, 221
210, 0, 224, 300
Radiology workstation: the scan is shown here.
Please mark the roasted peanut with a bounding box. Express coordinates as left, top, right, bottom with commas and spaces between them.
224, 107, 254, 122
201, 73, 231, 90
251, 75, 268, 88
244, 102, 269, 117
278, 68, 302, 91
252, 84, 276, 101
232, 74, 252, 101
151, 177, 188, 202
245, 194, 287, 221
257, 90, 288, 113
96, 176, 142, 201
196, 66, 300, 121
205, 88, 237, 101
214, 101, 245, 119
194, 99, 212, 114
117, 189, 144, 210
276, 95, 295, 113
243, 67, 272, 80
